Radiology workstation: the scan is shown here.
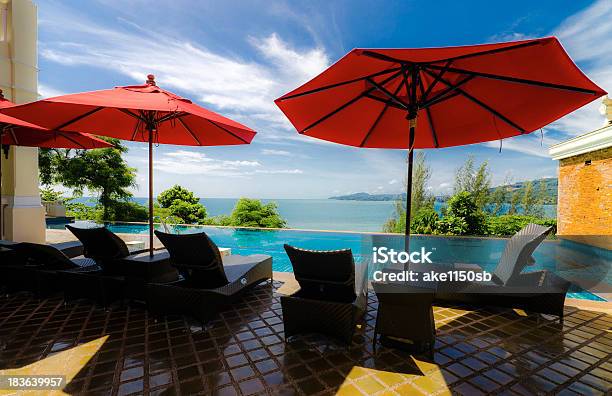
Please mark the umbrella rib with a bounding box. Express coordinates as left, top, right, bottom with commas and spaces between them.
277, 67, 402, 101
422, 60, 452, 101
300, 69, 404, 134
363, 94, 406, 110
177, 117, 202, 145
422, 68, 526, 133
360, 51, 413, 65
423, 91, 462, 108
55, 106, 104, 130
359, 79, 406, 147
425, 64, 601, 94
417, 75, 440, 148
157, 111, 188, 124
430, 40, 543, 64
365, 77, 408, 109
203, 119, 249, 144
9, 127, 18, 145
57, 131, 87, 149
421, 75, 476, 108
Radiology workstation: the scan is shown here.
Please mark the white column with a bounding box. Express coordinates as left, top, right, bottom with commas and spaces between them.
0, 0, 45, 242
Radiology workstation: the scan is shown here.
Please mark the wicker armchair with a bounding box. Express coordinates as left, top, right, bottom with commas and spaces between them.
281, 245, 368, 344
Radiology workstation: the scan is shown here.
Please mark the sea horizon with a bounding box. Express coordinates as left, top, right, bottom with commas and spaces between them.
70, 196, 557, 233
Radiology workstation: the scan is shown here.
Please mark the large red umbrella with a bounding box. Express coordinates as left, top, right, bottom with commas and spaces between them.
275, 37, 606, 246
0, 91, 112, 239
4, 75, 256, 254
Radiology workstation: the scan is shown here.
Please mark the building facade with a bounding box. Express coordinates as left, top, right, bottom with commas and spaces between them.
550, 97, 612, 250
0, 0, 45, 242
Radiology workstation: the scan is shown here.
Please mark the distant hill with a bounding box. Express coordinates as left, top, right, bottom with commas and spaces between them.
328, 192, 405, 201
329, 177, 558, 203
329, 192, 446, 202
489, 177, 558, 204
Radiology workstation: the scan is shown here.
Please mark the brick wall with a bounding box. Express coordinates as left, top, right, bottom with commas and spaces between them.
557, 146, 612, 249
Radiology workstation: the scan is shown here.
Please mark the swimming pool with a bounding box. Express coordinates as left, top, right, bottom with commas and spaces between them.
48, 221, 610, 301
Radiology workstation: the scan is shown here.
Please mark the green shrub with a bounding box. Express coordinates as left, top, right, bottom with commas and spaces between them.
435, 215, 468, 235
229, 198, 286, 228
442, 192, 487, 235
66, 202, 100, 220
168, 199, 207, 224
202, 215, 232, 226
410, 207, 439, 234
486, 215, 557, 236
108, 201, 149, 222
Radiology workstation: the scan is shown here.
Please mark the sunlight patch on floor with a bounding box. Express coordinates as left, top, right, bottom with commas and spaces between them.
335, 357, 452, 396
0, 336, 108, 396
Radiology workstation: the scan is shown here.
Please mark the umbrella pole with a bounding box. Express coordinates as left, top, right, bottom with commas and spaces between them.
404, 122, 415, 269
0, 143, 3, 240
148, 128, 154, 256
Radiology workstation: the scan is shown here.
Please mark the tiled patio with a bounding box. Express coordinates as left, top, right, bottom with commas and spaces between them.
0, 279, 610, 396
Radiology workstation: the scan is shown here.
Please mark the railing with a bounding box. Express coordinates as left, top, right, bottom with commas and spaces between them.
153, 215, 182, 234
42, 200, 66, 217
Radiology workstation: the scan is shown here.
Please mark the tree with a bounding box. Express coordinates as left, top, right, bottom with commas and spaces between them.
40, 187, 64, 202
534, 181, 548, 218
489, 186, 506, 215
383, 152, 433, 233
411, 152, 435, 215
39, 137, 139, 221
229, 198, 286, 228
158, 185, 200, 208
521, 181, 539, 216
508, 190, 521, 215
157, 185, 207, 224
454, 156, 491, 210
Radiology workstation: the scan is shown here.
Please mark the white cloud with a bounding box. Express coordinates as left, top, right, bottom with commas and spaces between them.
254, 169, 303, 175
261, 149, 291, 156
388, 179, 398, 185
38, 84, 66, 99
481, 133, 552, 158
39, 13, 330, 139
150, 150, 260, 177
548, 0, 612, 136
249, 33, 329, 84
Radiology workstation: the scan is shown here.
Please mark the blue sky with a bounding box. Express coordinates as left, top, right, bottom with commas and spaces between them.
36, 0, 611, 199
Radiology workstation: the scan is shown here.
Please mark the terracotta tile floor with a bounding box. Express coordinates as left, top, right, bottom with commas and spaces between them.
0, 281, 611, 395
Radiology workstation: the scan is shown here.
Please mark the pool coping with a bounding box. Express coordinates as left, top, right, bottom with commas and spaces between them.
272, 272, 612, 312
46, 228, 609, 302
50, 219, 562, 239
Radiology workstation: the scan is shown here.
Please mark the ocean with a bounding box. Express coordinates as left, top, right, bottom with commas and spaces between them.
71, 197, 557, 233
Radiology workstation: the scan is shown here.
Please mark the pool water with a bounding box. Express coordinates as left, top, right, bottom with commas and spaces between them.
49, 221, 609, 302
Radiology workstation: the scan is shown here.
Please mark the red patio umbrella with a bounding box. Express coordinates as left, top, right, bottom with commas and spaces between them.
0, 91, 112, 239
275, 36, 606, 247
3, 75, 256, 254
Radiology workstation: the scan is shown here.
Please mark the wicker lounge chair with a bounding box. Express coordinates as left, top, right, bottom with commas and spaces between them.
0, 241, 97, 297
65, 225, 144, 274
281, 244, 368, 344
64, 225, 179, 302
145, 231, 273, 324
421, 224, 571, 320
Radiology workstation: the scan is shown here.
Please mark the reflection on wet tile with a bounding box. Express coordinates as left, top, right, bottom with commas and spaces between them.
0, 281, 610, 395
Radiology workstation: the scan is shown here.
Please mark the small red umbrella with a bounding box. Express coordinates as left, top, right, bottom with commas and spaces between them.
4, 75, 256, 254
275, 37, 606, 246
0, 90, 112, 239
